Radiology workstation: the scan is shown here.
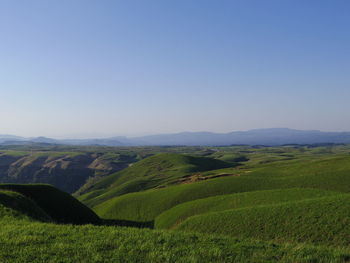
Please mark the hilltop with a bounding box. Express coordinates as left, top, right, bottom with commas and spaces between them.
77, 153, 233, 207
0, 184, 100, 224
0, 190, 51, 222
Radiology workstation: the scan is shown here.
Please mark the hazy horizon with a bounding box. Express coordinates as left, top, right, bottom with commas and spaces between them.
1, 0, 349, 138
3, 127, 350, 140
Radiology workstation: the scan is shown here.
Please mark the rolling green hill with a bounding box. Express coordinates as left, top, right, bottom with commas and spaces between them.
78, 153, 234, 207
1, 147, 350, 262
177, 194, 350, 247
0, 190, 51, 222
1, 182, 349, 262
93, 176, 269, 221
92, 155, 350, 222
155, 188, 341, 229
0, 184, 100, 224
245, 155, 350, 179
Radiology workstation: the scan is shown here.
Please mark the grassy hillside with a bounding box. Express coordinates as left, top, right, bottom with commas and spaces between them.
0, 184, 100, 224
1, 219, 350, 263
155, 188, 340, 229
93, 155, 350, 222
177, 194, 350, 247
245, 155, 350, 178
0, 190, 51, 222
1, 146, 350, 262
1, 182, 348, 262
0, 182, 349, 262
79, 153, 233, 207
93, 176, 271, 221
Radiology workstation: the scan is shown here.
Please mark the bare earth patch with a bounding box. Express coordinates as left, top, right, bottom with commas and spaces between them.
177, 173, 240, 184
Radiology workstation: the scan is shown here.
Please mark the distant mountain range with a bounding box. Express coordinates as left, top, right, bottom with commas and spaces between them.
2, 128, 350, 146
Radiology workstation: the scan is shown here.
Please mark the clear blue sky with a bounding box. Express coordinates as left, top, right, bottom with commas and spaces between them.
1, 0, 349, 138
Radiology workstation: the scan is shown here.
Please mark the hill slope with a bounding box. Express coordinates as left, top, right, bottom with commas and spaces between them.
93, 176, 273, 221
78, 153, 233, 207
0, 184, 100, 224
0, 150, 136, 193
155, 188, 340, 229
92, 155, 350, 222
0, 190, 51, 222
177, 194, 350, 247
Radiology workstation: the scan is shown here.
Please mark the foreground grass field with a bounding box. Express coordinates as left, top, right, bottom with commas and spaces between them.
1, 194, 349, 263
2, 220, 350, 263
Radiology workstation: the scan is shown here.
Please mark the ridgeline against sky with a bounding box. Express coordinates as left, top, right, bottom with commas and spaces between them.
1, 0, 349, 138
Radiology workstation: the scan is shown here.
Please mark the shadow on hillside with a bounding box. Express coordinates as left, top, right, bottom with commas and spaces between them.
100, 219, 154, 229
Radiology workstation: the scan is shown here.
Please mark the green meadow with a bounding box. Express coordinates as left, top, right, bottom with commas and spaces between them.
78, 153, 233, 207
1, 145, 350, 262
155, 188, 341, 229
88, 152, 350, 223
176, 194, 350, 247
0, 189, 349, 263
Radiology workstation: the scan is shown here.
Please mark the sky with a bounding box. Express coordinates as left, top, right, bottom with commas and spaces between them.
0, 0, 349, 138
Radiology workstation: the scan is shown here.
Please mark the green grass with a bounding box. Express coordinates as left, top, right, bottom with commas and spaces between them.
2, 146, 350, 262
1, 220, 350, 263
212, 153, 249, 163
1, 185, 348, 262
93, 155, 350, 222
79, 153, 233, 207
245, 155, 350, 179
155, 188, 341, 229
93, 176, 272, 221
0, 190, 51, 222
0, 150, 29, 157
176, 194, 350, 247
0, 184, 100, 224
